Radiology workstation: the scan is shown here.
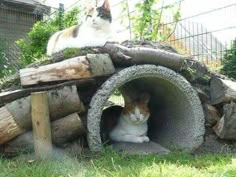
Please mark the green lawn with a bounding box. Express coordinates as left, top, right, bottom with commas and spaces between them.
1, 149, 236, 177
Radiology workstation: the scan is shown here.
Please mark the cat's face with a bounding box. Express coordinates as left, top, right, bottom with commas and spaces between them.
86, 0, 112, 29
122, 94, 150, 125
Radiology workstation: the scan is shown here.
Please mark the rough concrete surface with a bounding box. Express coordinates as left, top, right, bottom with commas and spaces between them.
112, 141, 170, 155
87, 65, 205, 152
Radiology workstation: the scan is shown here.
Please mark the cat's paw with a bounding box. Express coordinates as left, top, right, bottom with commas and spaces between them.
142, 136, 150, 142
132, 137, 145, 143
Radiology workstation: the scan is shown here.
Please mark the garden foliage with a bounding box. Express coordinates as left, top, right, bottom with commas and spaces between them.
221, 39, 236, 79
16, 7, 80, 67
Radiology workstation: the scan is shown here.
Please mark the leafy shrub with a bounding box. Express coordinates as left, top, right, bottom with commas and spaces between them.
16, 7, 80, 67
0, 39, 16, 77
0, 39, 8, 77
127, 0, 181, 41
221, 39, 236, 79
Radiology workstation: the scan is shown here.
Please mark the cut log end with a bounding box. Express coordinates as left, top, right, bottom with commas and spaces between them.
0, 106, 25, 145
213, 102, 236, 140
210, 77, 236, 104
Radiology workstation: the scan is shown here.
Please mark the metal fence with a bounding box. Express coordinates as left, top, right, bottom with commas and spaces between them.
54, 0, 236, 67
109, 0, 236, 67
0, 1, 58, 77
0, 4, 41, 72
0, 0, 235, 78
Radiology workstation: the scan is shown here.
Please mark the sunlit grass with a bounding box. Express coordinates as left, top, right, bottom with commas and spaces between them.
0, 148, 236, 177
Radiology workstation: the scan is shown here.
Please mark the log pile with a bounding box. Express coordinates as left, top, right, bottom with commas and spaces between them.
0, 41, 236, 156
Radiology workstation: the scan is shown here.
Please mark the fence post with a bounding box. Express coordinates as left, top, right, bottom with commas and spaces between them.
31, 91, 52, 160
59, 3, 64, 30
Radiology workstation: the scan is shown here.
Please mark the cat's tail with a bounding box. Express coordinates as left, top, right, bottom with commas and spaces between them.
46, 31, 61, 56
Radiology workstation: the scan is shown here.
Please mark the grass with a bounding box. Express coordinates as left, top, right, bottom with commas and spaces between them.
1, 148, 236, 177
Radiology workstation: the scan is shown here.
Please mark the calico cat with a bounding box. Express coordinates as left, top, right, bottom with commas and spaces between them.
109, 93, 151, 143
47, 0, 113, 56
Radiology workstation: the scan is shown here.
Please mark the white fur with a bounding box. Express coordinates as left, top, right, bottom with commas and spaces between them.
47, 9, 113, 56
109, 106, 150, 143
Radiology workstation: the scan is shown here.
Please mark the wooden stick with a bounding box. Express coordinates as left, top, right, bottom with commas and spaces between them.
31, 92, 53, 159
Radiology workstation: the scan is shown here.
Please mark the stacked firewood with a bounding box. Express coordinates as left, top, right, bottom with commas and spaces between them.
0, 41, 235, 156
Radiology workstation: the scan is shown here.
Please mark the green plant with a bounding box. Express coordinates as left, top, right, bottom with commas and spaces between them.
16, 7, 80, 67
0, 39, 16, 78
0, 149, 236, 177
0, 39, 7, 77
221, 39, 236, 79
129, 0, 181, 41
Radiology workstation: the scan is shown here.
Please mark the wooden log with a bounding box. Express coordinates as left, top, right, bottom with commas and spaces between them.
31, 92, 52, 159
213, 101, 236, 140
0, 107, 25, 145
1, 113, 85, 156
210, 77, 236, 104
20, 54, 115, 86
51, 113, 85, 145
203, 104, 221, 126
0, 79, 96, 105
102, 42, 186, 71
6, 85, 84, 129
0, 85, 84, 144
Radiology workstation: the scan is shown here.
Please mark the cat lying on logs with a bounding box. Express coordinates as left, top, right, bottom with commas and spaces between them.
47, 0, 113, 56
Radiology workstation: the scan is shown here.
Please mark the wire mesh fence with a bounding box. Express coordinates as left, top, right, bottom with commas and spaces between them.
0, 1, 58, 77
109, 0, 236, 67
0, 0, 235, 80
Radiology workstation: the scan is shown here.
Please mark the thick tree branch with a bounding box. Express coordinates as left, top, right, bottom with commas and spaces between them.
102, 42, 187, 71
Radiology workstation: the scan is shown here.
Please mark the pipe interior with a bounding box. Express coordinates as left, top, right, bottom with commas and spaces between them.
101, 77, 198, 150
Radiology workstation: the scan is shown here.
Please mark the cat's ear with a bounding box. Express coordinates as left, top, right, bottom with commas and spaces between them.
87, 7, 95, 16
123, 94, 132, 105
140, 93, 150, 104
102, 0, 110, 11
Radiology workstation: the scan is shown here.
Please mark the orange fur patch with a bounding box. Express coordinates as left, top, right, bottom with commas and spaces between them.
122, 101, 150, 117
59, 25, 78, 39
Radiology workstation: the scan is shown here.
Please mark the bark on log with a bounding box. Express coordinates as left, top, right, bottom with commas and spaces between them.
31, 92, 53, 159
102, 42, 186, 71
0, 78, 96, 105
210, 77, 236, 104
0, 107, 25, 145
1, 113, 85, 156
0, 85, 84, 144
203, 104, 221, 126
20, 54, 115, 86
213, 101, 236, 140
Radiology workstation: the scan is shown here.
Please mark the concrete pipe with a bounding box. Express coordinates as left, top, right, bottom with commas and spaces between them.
87, 65, 205, 152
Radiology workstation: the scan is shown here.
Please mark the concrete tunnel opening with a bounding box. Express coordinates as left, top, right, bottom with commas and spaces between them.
87, 65, 205, 153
